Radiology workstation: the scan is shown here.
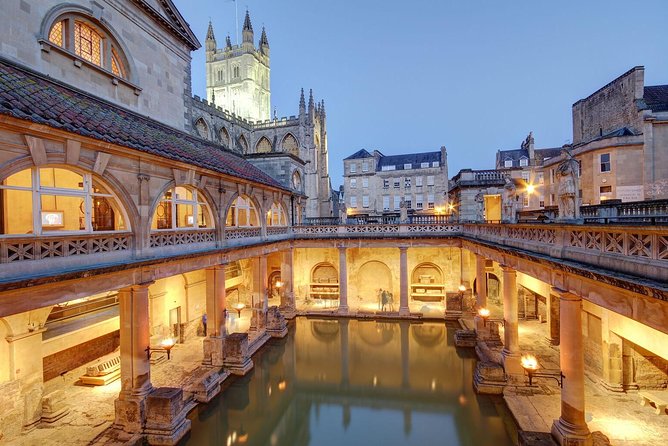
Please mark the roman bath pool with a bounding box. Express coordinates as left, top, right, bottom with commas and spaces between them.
184, 318, 514, 445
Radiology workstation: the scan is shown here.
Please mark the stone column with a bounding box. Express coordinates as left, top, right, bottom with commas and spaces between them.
547, 292, 561, 345
474, 254, 488, 333
501, 265, 521, 378
601, 313, 624, 392
259, 255, 268, 311
203, 265, 226, 368
338, 246, 348, 313
399, 246, 410, 316
279, 248, 296, 316
115, 282, 153, 433
551, 288, 592, 446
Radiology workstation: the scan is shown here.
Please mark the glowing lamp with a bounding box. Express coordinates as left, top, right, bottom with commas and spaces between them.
521, 353, 563, 387
234, 302, 246, 318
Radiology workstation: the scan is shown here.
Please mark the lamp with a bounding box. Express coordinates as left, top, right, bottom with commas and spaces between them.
477, 307, 504, 326
521, 354, 564, 387
146, 338, 175, 360
233, 302, 246, 318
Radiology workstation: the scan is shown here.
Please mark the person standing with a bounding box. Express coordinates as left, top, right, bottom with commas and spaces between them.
202, 313, 208, 337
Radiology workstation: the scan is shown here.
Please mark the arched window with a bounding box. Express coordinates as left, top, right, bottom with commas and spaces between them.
220, 127, 230, 146
238, 135, 249, 153
0, 167, 128, 235
195, 118, 209, 139
282, 133, 299, 157
226, 195, 258, 227
151, 186, 212, 230
47, 16, 128, 78
256, 136, 271, 153
266, 202, 287, 226
292, 171, 302, 191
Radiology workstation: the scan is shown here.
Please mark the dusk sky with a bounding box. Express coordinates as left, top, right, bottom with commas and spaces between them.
173, 0, 668, 188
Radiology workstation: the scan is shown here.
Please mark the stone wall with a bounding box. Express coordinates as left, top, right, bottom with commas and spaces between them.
627, 340, 668, 389
583, 312, 603, 377
42, 330, 119, 381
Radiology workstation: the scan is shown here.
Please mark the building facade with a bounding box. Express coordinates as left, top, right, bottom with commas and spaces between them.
342, 147, 449, 216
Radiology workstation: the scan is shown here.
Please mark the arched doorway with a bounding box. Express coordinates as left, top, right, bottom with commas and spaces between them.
356, 261, 393, 311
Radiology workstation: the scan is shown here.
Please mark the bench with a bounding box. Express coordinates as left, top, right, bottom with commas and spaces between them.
639, 390, 668, 415
79, 356, 121, 386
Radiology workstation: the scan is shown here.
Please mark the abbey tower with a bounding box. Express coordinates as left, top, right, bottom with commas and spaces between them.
205, 11, 270, 122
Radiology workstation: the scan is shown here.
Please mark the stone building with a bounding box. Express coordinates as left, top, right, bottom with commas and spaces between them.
342, 147, 449, 217
542, 67, 668, 206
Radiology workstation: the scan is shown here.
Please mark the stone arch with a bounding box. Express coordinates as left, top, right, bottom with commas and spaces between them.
356, 261, 393, 309
291, 170, 303, 192
224, 193, 261, 228
411, 263, 444, 284
194, 117, 210, 140
149, 182, 217, 232
282, 133, 299, 157
219, 127, 230, 146
266, 201, 288, 226
237, 134, 249, 153
256, 136, 272, 153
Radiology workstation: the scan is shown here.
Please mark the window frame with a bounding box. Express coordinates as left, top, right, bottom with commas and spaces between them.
153, 186, 214, 231
600, 153, 611, 173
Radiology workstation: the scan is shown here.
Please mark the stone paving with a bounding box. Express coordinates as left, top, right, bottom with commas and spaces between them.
504, 319, 668, 446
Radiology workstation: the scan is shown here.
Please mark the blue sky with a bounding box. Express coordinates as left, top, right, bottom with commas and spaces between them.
173, 0, 668, 188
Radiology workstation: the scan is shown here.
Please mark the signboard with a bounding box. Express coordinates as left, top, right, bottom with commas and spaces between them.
616, 185, 644, 203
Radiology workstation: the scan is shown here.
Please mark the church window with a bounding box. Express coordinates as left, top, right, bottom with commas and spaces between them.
383, 196, 390, 211
256, 137, 272, 153
350, 196, 357, 208
427, 175, 435, 186
47, 16, 128, 79
292, 171, 302, 191
349, 163, 357, 174
362, 195, 369, 208
362, 162, 369, 172
600, 153, 611, 172
220, 127, 230, 146
350, 179, 357, 189
1, 166, 129, 235
282, 134, 299, 157
233, 66, 240, 78
238, 134, 249, 152
362, 178, 369, 188
195, 118, 209, 139
266, 202, 287, 226
152, 186, 212, 230
504, 159, 513, 168
519, 157, 528, 167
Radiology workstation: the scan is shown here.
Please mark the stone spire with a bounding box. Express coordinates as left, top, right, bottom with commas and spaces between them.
299, 88, 306, 116
259, 26, 269, 56
321, 99, 326, 119
205, 21, 216, 53
308, 89, 315, 120
242, 10, 254, 45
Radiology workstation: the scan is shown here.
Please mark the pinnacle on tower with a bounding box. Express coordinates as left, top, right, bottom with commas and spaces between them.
226, 34, 232, 50
205, 21, 216, 53
242, 10, 254, 45
259, 27, 269, 47
243, 9, 253, 32
299, 88, 306, 114
308, 89, 315, 119
206, 21, 216, 42
321, 99, 326, 118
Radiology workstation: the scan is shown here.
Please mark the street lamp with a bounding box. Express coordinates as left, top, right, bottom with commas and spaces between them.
521, 354, 564, 387
146, 338, 176, 360
477, 307, 504, 327
233, 302, 246, 318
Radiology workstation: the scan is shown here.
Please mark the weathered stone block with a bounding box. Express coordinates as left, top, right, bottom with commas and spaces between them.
266, 306, 288, 338
144, 387, 191, 446
454, 329, 477, 348
202, 336, 225, 368
41, 390, 70, 423
223, 332, 253, 375
114, 396, 146, 434
183, 367, 221, 403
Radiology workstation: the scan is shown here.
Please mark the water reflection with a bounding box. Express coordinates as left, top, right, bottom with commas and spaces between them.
185, 318, 512, 446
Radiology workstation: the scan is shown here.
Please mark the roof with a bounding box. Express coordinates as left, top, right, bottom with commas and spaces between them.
644, 85, 668, 112
376, 151, 441, 170
134, 0, 201, 50
0, 58, 286, 191
497, 147, 561, 167
344, 149, 373, 160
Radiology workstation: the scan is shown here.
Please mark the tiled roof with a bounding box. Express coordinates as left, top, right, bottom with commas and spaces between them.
498, 147, 561, 167
377, 151, 441, 171
644, 85, 668, 112
0, 58, 286, 190
344, 149, 373, 160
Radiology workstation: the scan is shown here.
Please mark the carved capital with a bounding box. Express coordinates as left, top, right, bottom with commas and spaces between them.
137, 173, 150, 182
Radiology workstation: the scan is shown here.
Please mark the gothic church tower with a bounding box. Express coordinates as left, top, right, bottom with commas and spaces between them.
205, 11, 270, 122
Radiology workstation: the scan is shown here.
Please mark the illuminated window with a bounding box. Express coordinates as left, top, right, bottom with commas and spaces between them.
152, 186, 212, 230
225, 195, 258, 227
47, 16, 128, 79
0, 167, 128, 235
266, 202, 287, 226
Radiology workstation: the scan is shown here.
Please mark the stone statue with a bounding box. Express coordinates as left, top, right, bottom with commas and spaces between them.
474, 192, 484, 222
399, 199, 408, 223
556, 147, 581, 220
502, 178, 517, 223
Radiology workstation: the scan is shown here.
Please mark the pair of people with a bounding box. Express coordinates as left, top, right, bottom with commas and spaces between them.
378, 288, 395, 311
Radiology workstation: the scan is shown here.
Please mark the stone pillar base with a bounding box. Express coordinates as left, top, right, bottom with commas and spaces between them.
502, 349, 523, 379
266, 306, 288, 338
202, 336, 225, 368
551, 418, 592, 446
144, 387, 191, 446
41, 390, 70, 423
278, 304, 297, 320
398, 307, 409, 317
454, 329, 477, 348
473, 361, 507, 395
223, 333, 254, 375
114, 396, 146, 434
337, 305, 349, 315
183, 367, 222, 403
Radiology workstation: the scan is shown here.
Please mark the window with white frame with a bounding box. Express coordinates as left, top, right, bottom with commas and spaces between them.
266, 202, 287, 226
383, 179, 390, 189
537, 172, 544, 185
362, 177, 369, 188
350, 196, 357, 208
350, 178, 357, 189
362, 161, 369, 172
415, 176, 423, 187
383, 196, 390, 211
504, 159, 513, 168
427, 193, 435, 209
600, 153, 611, 172
154, 186, 213, 230
1, 167, 129, 235
393, 179, 400, 189
349, 163, 357, 174
404, 163, 412, 170
415, 194, 424, 209
225, 195, 257, 228
427, 175, 434, 186
382, 165, 396, 171
362, 195, 369, 208
404, 177, 411, 188
393, 196, 401, 210
521, 171, 530, 182
519, 157, 528, 167
404, 195, 412, 209
432, 161, 439, 167
420, 162, 429, 168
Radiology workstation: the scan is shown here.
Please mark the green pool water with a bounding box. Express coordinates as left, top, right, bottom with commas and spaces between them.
184, 318, 514, 446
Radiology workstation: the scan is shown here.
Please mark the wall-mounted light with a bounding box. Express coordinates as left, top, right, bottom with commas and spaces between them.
521, 354, 563, 387
233, 302, 246, 318
477, 307, 504, 327
146, 338, 175, 360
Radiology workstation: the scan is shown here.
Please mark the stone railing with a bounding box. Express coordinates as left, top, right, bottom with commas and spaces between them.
293, 224, 462, 238
225, 227, 262, 240
462, 223, 668, 281
148, 229, 216, 248
0, 232, 132, 264
581, 199, 668, 224
266, 226, 289, 236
